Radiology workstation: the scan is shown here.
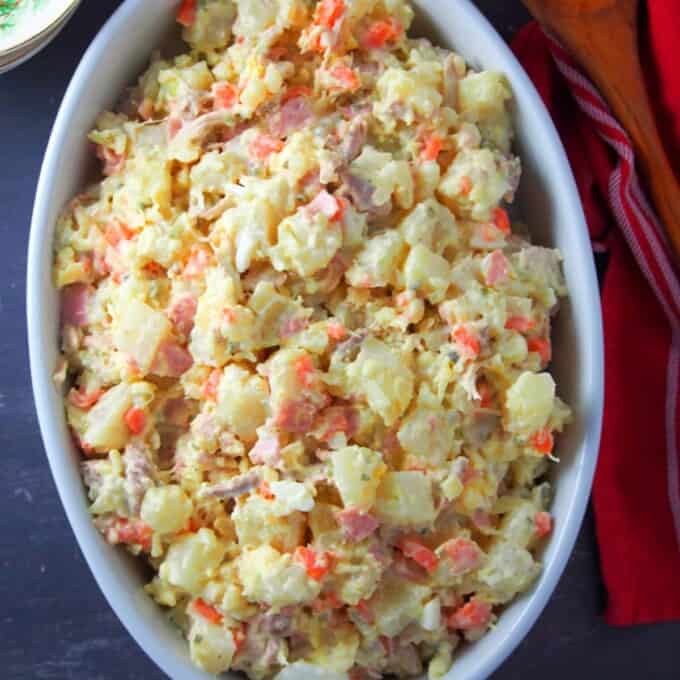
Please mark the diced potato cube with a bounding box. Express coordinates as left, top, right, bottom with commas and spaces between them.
375, 471, 436, 527
399, 199, 459, 253
347, 338, 414, 426
397, 408, 457, 467
505, 371, 556, 435
215, 365, 269, 442
438, 148, 518, 222
458, 71, 511, 121
232, 495, 305, 553
159, 529, 226, 595
346, 231, 406, 289
189, 617, 236, 674
83, 383, 133, 451
476, 540, 540, 604
237, 545, 321, 608
403, 244, 451, 304
113, 298, 171, 373
330, 446, 387, 511
270, 211, 342, 277
371, 575, 431, 637
141, 486, 193, 534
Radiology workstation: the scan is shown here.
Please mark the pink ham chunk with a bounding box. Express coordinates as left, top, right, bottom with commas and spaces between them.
168, 295, 197, 337
61, 284, 92, 327
483, 250, 509, 287
151, 340, 194, 377
306, 190, 344, 222
337, 508, 380, 541
274, 399, 319, 434
268, 97, 313, 138
248, 433, 282, 466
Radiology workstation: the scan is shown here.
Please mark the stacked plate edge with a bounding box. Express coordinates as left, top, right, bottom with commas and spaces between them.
0, 0, 81, 74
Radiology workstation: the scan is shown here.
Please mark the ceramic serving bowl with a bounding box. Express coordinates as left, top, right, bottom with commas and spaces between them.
27, 1, 604, 678
0, 0, 80, 74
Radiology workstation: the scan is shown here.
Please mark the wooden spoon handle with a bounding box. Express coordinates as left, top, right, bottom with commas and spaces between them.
523, 0, 680, 261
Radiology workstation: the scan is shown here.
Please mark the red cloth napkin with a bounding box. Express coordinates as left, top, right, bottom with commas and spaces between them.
512, 7, 680, 627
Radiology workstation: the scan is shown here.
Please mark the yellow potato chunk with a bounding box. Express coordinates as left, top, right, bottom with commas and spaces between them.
141, 486, 193, 534
159, 529, 226, 595
375, 471, 436, 527
330, 446, 387, 511
505, 371, 556, 435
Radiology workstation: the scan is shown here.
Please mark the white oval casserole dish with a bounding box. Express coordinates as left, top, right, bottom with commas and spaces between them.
27, 1, 605, 678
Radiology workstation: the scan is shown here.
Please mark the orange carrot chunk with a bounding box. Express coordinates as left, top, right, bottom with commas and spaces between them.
124, 407, 146, 435
176, 0, 197, 27
193, 598, 224, 625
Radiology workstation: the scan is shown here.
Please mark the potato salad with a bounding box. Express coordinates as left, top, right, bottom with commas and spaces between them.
53, 1, 571, 678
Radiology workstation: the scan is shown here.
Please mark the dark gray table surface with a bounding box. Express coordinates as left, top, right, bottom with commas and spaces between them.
2, 1, 679, 678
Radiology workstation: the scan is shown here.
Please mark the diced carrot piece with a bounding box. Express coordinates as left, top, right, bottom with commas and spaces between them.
294, 354, 316, 387
493, 207, 511, 234
447, 599, 492, 630
124, 407, 146, 435
398, 536, 439, 574
282, 85, 313, 103
115, 519, 153, 551
202, 368, 222, 401
329, 64, 361, 91
534, 511, 553, 538
459, 175, 473, 196
249, 134, 284, 161
327, 320, 347, 341
505, 316, 536, 333
176, 0, 197, 26
361, 17, 402, 49
531, 427, 554, 455
452, 324, 481, 359
441, 537, 483, 574
212, 82, 238, 109
233, 625, 247, 654
315, 0, 345, 29
528, 336, 552, 365
143, 261, 165, 277
421, 133, 444, 162
104, 221, 133, 247
294, 547, 333, 581
193, 598, 224, 625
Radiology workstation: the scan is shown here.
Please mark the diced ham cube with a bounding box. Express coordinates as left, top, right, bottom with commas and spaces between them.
275, 400, 318, 434
168, 295, 197, 337
268, 97, 313, 138
61, 284, 91, 327
248, 433, 282, 466
151, 340, 194, 377
337, 508, 380, 541
306, 190, 343, 222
